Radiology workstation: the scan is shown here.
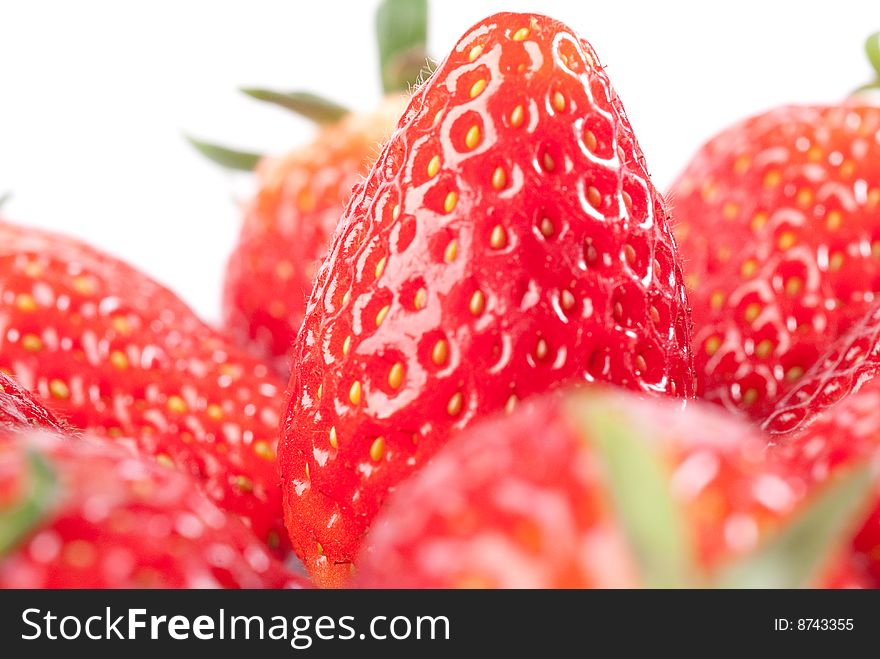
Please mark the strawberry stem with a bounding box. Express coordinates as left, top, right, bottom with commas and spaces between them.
0, 450, 57, 557
376, 0, 428, 93
240, 89, 350, 124
185, 135, 263, 171
855, 31, 880, 95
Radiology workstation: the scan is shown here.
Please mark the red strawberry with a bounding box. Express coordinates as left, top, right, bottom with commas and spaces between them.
0, 429, 308, 588
0, 371, 65, 433
669, 102, 880, 419
280, 12, 694, 587
764, 300, 880, 584
0, 220, 288, 553
223, 97, 407, 373
354, 388, 869, 588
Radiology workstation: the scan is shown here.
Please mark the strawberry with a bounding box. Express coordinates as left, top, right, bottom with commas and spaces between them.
192, 0, 428, 374
354, 387, 869, 588
280, 12, 694, 587
0, 371, 65, 433
669, 98, 880, 419
0, 220, 288, 553
0, 428, 308, 588
764, 300, 880, 584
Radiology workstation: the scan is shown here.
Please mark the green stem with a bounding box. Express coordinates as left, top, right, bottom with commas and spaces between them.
376, 0, 428, 93
240, 89, 350, 124
185, 135, 263, 172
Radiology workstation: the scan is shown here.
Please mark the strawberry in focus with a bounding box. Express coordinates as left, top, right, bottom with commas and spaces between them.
280, 12, 694, 587
0, 371, 65, 433
669, 102, 880, 419
0, 429, 308, 588
354, 388, 870, 588
0, 221, 288, 553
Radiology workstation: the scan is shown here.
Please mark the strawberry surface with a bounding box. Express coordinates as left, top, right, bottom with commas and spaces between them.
0, 371, 65, 433
669, 104, 880, 419
0, 429, 308, 588
224, 97, 407, 374
280, 12, 693, 587
0, 221, 288, 553
355, 388, 867, 588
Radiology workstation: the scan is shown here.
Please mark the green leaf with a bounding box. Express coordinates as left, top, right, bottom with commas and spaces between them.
567, 393, 695, 588
239, 89, 350, 124
714, 465, 872, 589
866, 31, 880, 78
376, 0, 428, 93
0, 450, 57, 556
185, 135, 262, 171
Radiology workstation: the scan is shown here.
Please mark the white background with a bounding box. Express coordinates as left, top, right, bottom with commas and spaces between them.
1, 0, 876, 323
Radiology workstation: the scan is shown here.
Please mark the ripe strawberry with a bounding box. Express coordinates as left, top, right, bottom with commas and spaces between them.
280, 12, 694, 587
0, 220, 288, 553
669, 101, 880, 419
764, 300, 880, 584
0, 371, 65, 433
223, 97, 407, 373
0, 429, 308, 588
193, 0, 428, 374
354, 388, 869, 588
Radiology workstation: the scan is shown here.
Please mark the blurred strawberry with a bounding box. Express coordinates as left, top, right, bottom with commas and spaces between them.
0, 220, 288, 553
191, 0, 427, 374
0, 429, 308, 588
354, 388, 870, 588
281, 12, 694, 587
668, 34, 880, 419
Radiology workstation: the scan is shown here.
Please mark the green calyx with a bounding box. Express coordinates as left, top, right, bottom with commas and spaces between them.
0, 449, 58, 557
376, 0, 429, 93
0, 191, 11, 209
566, 391, 874, 589
239, 89, 350, 124
854, 31, 880, 95
185, 136, 262, 172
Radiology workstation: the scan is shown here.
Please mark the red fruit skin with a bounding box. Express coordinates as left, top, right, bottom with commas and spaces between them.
223, 97, 407, 375
280, 13, 694, 587
0, 430, 308, 588
0, 221, 288, 553
765, 300, 880, 585
669, 104, 880, 419
0, 371, 65, 433
354, 388, 856, 589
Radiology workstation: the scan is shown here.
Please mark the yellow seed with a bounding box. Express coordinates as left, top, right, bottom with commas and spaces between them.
733, 155, 751, 174
236, 475, 254, 493
49, 379, 70, 400
465, 124, 481, 150
796, 188, 813, 206
22, 334, 43, 352
341, 290, 351, 306
15, 293, 37, 312
414, 287, 427, 310
206, 403, 223, 420
623, 244, 637, 266
375, 256, 387, 278
873, 241, 880, 259
583, 129, 598, 153
316, 383, 323, 400
634, 354, 647, 373
370, 436, 385, 462
167, 395, 187, 414
469, 290, 486, 316
830, 252, 845, 271
109, 350, 129, 370
447, 392, 463, 416
491, 166, 507, 190
741, 259, 759, 278
868, 188, 880, 209
710, 291, 725, 310
469, 78, 487, 98
510, 104, 524, 128
785, 277, 803, 295
552, 91, 566, 112
392, 204, 401, 221
744, 303, 762, 324
490, 224, 507, 249
722, 202, 738, 220
304, 463, 311, 480
705, 336, 721, 356
750, 212, 769, 232
444, 239, 458, 262
826, 210, 842, 231
427, 154, 441, 178
275, 260, 295, 280
329, 426, 338, 449
254, 440, 275, 460
376, 305, 390, 327
349, 380, 362, 405
156, 454, 174, 469
512, 27, 529, 41
542, 152, 555, 171
742, 388, 759, 407
785, 366, 804, 382
432, 339, 449, 366
763, 170, 782, 187
342, 335, 351, 356
444, 191, 459, 213
777, 231, 797, 250
468, 44, 483, 61
540, 217, 554, 237
536, 338, 549, 360
72, 275, 95, 295
388, 362, 404, 390
316, 542, 324, 555
755, 339, 774, 359
561, 290, 575, 311
649, 305, 660, 323
505, 394, 517, 414
586, 186, 602, 209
